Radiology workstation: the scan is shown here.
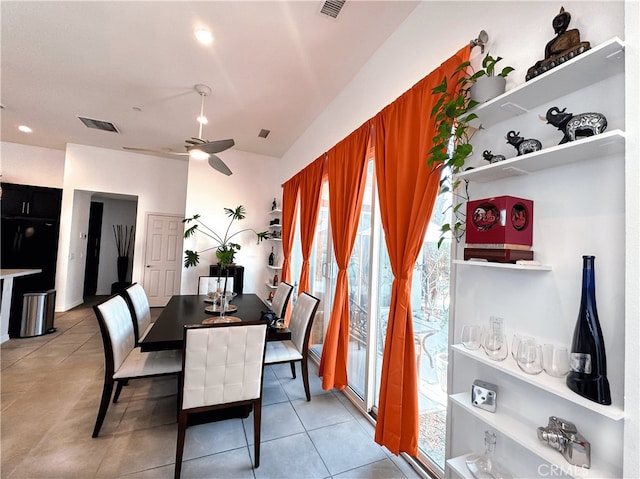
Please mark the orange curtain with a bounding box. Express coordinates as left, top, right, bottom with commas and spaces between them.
373, 45, 470, 456
296, 156, 326, 295
318, 122, 371, 390
280, 177, 300, 285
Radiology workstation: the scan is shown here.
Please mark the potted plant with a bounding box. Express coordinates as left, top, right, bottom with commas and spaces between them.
469, 53, 514, 103
183, 206, 269, 287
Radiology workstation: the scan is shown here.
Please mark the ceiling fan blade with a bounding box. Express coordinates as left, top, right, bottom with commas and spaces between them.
208, 154, 233, 176
188, 138, 235, 154
185, 138, 206, 146
122, 146, 189, 156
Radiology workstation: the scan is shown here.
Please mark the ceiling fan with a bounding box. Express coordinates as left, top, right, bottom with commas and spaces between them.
123, 84, 235, 176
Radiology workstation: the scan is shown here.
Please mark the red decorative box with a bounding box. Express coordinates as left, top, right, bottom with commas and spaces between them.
466, 196, 533, 246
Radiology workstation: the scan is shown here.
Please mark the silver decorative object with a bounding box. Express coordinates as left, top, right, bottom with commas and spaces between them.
537, 416, 591, 469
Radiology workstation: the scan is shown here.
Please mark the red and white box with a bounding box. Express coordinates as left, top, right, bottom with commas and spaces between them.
465, 195, 534, 247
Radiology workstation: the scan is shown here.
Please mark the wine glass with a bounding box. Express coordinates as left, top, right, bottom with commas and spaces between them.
461, 325, 483, 350
483, 331, 508, 361
516, 338, 543, 374
542, 344, 570, 377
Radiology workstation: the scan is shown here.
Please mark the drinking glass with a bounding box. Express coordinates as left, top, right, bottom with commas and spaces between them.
543, 344, 570, 377
516, 338, 543, 374
461, 325, 483, 350
511, 334, 524, 361
483, 332, 509, 361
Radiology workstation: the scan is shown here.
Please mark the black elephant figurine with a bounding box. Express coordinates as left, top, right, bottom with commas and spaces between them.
545, 107, 607, 144
506, 131, 542, 156
482, 150, 506, 164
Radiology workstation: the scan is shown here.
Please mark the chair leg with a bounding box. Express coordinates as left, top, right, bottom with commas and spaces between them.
174, 410, 188, 479
92, 377, 114, 438
113, 379, 125, 403
289, 361, 296, 379
253, 398, 262, 468
301, 358, 311, 401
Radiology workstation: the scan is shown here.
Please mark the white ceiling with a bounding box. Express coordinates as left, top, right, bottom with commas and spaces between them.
1, 1, 419, 160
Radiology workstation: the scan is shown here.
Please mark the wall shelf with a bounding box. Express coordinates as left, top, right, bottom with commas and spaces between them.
269, 208, 282, 215
267, 265, 282, 270
446, 454, 473, 479
450, 393, 619, 478
467, 37, 625, 129
453, 260, 551, 271
457, 130, 625, 183
452, 345, 624, 420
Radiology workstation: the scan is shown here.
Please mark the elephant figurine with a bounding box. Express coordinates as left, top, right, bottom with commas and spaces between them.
506, 131, 542, 156
482, 150, 506, 164
545, 107, 607, 144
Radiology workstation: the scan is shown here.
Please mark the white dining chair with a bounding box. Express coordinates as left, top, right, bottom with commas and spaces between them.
264, 292, 320, 401
122, 283, 153, 345
270, 281, 294, 319
92, 295, 182, 438
175, 321, 268, 478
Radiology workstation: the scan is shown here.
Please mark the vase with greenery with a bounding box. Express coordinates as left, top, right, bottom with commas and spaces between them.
428, 56, 514, 247
183, 206, 269, 299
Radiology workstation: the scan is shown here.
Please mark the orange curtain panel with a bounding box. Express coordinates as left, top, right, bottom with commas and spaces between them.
280, 177, 300, 285
318, 122, 371, 390
296, 156, 326, 295
373, 45, 470, 456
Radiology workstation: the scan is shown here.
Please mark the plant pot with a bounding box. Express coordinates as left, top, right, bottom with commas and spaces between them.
470, 76, 506, 103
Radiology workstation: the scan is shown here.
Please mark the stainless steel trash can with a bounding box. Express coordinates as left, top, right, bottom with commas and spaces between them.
20, 289, 56, 337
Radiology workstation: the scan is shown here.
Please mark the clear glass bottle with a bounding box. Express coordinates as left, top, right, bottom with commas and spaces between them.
466, 431, 513, 479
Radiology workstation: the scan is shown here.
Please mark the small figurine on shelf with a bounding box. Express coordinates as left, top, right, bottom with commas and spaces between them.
506, 130, 542, 156
482, 150, 506, 164
544, 107, 607, 144
271, 198, 277, 211
268, 247, 275, 266
273, 272, 279, 286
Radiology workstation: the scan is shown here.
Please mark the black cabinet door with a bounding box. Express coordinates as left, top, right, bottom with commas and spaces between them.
1, 183, 62, 220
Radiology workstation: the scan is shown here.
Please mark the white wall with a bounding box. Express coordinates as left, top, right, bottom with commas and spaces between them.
57, 144, 189, 310
278, 1, 625, 183
181, 148, 281, 296
0, 142, 65, 187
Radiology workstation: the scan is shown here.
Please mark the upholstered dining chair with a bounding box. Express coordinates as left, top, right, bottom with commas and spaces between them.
175, 321, 268, 479
122, 283, 153, 345
264, 292, 320, 401
92, 295, 182, 438
270, 281, 294, 319
197, 275, 234, 296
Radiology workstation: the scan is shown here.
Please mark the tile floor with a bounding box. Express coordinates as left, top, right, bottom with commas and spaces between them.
1, 298, 424, 479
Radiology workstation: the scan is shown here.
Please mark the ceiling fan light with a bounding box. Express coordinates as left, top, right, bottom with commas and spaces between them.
197, 115, 208, 125
189, 149, 209, 161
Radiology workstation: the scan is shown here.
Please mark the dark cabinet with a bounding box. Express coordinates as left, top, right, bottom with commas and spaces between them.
1, 183, 62, 220
209, 264, 244, 295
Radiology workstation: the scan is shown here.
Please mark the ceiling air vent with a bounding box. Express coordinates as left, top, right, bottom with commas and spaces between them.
258, 129, 270, 139
319, 0, 346, 19
77, 116, 120, 133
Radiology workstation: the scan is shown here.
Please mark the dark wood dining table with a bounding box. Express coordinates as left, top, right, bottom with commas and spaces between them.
140, 293, 290, 352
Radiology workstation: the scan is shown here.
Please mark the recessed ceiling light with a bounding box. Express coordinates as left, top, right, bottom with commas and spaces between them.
18, 125, 32, 133
194, 28, 213, 45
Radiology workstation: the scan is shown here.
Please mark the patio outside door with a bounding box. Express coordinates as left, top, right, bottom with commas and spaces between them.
142, 213, 183, 307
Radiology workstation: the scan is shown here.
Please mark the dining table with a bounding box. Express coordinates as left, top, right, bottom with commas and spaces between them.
140, 293, 291, 352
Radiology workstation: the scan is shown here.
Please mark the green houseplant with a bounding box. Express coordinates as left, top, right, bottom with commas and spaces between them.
469, 53, 515, 103
183, 205, 269, 270
428, 56, 514, 247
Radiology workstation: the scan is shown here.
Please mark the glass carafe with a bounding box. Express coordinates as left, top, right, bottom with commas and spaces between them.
466, 431, 513, 479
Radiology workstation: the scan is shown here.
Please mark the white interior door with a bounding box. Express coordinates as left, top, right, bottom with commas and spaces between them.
142, 213, 183, 307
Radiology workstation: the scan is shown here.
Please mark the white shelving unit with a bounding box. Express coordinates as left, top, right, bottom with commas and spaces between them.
446, 37, 627, 479
265, 207, 282, 297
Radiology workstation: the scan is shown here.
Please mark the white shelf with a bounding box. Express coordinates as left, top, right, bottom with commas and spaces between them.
457, 130, 625, 183
266, 265, 282, 270
264, 282, 278, 290
450, 393, 619, 478
269, 208, 282, 214
446, 455, 473, 479
467, 37, 625, 129
268, 224, 282, 229
452, 345, 624, 420
268, 238, 282, 242
453, 260, 552, 271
